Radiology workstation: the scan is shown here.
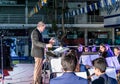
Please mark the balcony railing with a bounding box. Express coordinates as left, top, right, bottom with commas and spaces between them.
0, 14, 44, 24
0, 14, 104, 24
0, 14, 25, 24
88, 15, 104, 24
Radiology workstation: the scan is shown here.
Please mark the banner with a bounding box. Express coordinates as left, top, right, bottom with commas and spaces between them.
65, 0, 120, 17
28, 0, 47, 17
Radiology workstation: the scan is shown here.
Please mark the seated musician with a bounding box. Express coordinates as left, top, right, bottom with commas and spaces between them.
114, 47, 120, 81
114, 47, 120, 64
99, 44, 108, 58
99, 44, 114, 58
92, 58, 118, 84
80, 46, 92, 75
83, 46, 91, 52
50, 52, 88, 84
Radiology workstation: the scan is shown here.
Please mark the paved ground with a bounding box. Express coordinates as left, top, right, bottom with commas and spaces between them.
1, 64, 34, 84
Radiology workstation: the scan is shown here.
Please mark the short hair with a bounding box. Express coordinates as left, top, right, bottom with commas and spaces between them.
61, 53, 77, 71
114, 47, 120, 50
37, 21, 45, 27
92, 57, 107, 73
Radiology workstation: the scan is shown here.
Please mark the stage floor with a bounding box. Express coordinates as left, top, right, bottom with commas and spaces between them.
1, 64, 34, 84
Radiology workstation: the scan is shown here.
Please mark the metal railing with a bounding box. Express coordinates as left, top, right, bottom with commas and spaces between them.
0, 14, 25, 24
0, 14, 45, 24
88, 15, 104, 24
0, 14, 104, 24
56, 15, 104, 24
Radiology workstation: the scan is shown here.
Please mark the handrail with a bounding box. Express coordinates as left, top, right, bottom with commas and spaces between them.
0, 14, 104, 24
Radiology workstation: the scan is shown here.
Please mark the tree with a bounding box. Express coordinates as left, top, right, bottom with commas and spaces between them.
46, 0, 68, 44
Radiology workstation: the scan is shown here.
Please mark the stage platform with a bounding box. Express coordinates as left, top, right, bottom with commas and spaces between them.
1, 64, 34, 84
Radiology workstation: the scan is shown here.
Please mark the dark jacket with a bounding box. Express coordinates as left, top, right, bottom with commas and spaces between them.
92, 74, 118, 84
117, 55, 120, 64
31, 28, 46, 58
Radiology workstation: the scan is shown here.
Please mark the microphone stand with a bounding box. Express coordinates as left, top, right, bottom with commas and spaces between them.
0, 34, 4, 84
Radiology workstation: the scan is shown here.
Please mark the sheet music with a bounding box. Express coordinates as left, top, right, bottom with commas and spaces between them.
50, 58, 63, 72
59, 47, 69, 53
111, 56, 120, 70
106, 57, 120, 70
81, 55, 92, 66
80, 53, 99, 67
106, 67, 116, 79
90, 54, 99, 61
75, 72, 87, 79
53, 46, 63, 52
106, 57, 114, 67
53, 46, 69, 53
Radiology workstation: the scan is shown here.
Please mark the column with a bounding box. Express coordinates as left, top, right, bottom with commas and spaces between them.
25, 0, 28, 24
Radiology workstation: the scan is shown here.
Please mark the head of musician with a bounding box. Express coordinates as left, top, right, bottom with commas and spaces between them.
83, 46, 90, 52
61, 53, 77, 72
92, 58, 107, 76
114, 47, 120, 57
99, 44, 106, 53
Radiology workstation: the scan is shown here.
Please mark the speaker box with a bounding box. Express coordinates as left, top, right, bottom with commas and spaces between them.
0, 45, 12, 69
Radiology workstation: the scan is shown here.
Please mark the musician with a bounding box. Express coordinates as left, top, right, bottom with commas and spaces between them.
83, 46, 91, 52
113, 47, 120, 81
80, 46, 91, 75
92, 58, 118, 84
105, 44, 114, 57
50, 52, 88, 84
91, 45, 97, 52
114, 47, 120, 64
99, 44, 114, 58
99, 44, 108, 58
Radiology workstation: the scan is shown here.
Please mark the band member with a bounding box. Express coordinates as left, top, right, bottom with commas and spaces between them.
92, 58, 118, 84
50, 52, 88, 84
114, 47, 120, 63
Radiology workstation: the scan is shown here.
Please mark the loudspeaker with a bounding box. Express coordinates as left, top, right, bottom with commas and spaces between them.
0, 45, 12, 69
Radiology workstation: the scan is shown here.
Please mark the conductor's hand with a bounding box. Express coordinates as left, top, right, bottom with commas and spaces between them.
46, 43, 53, 48
49, 38, 55, 45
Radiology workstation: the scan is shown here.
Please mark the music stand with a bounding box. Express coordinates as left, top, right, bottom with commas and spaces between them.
79, 52, 99, 66
46, 46, 69, 58
106, 57, 120, 70
0, 35, 4, 84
